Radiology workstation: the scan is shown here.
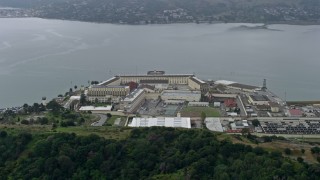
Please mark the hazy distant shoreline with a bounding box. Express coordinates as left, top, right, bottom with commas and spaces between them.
1, 16, 320, 26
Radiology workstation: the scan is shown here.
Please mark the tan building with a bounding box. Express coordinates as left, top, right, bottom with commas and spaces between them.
188, 76, 209, 93
118, 74, 191, 85
87, 85, 130, 97
120, 89, 146, 113
87, 85, 130, 103
99, 71, 208, 94
269, 102, 280, 113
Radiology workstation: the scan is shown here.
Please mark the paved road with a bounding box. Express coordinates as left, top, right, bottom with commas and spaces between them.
91, 114, 108, 126
236, 96, 247, 117
63, 99, 73, 109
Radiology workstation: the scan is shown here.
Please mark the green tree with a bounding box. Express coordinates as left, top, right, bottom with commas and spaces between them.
38, 117, 48, 125
52, 123, 57, 130
46, 100, 63, 114
201, 111, 206, 122
58, 155, 75, 176
23, 103, 29, 114
21, 119, 29, 125
311, 147, 320, 154
33, 103, 40, 114
241, 128, 250, 137
284, 148, 292, 155
252, 119, 260, 127
297, 157, 304, 163
0, 130, 7, 138
80, 93, 86, 105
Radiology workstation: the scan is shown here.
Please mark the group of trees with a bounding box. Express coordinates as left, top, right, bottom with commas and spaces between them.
46, 100, 63, 114
22, 103, 46, 114
0, 127, 319, 179
53, 109, 85, 127
20, 117, 49, 125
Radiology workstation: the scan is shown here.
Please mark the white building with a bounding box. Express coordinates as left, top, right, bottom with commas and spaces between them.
213, 102, 221, 107
227, 83, 260, 92
188, 102, 209, 107
231, 120, 249, 130
79, 106, 112, 113
205, 118, 223, 132
128, 117, 191, 128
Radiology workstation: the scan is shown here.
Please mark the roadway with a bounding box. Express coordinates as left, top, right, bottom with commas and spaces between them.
91, 114, 108, 126
236, 95, 247, 117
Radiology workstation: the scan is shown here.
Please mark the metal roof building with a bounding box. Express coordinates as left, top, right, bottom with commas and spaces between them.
128, 117, 191, 128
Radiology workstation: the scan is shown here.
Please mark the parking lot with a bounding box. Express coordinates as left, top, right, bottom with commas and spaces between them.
260, 119, 320, 134
138, 99, 183, 117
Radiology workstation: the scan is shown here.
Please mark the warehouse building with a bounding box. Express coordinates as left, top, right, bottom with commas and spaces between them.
128, 117, 191, 128
188, 102, 209, 107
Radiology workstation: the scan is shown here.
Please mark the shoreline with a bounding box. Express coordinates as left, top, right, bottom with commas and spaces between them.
1, 16, 320, 26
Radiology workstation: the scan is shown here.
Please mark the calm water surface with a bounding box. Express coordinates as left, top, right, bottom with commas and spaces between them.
1, 18, 320, 107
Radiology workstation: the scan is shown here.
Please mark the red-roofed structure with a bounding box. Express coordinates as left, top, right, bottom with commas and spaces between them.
224, 99, 237, 108
289, 109, 303, 117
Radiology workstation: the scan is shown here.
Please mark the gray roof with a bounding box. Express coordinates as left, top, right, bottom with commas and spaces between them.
117, 74, 194, 77
91, 85, 128, 88
139, 84, 155, 90
250, 94, 270, 101
228, 83, 259, 90
190, 77, 206, 84
99, 77, 120, 86
140, 79, 169, 84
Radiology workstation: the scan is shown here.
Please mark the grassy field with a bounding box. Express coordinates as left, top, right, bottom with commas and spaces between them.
0, 124, 131, 140
181, 107, 220, 117
217, 133, 319, 163
105, 115, 126, 126
56, 126, 131, 140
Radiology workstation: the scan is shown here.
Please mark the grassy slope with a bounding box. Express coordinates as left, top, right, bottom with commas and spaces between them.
217, 133, 319, 163
1, 123, 319, 164
0, 124, 131, 140
56, 126, 131, 140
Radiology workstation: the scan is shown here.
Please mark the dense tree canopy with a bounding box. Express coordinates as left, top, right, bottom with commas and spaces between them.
0, 128, 319, 179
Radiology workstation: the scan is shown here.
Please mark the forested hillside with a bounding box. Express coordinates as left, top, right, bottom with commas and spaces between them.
0, 127, 320, 179
0, 0, 319, 24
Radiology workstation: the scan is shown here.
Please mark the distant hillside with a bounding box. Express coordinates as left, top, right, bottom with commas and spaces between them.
0, 0, 319, 24
0, 127, 320, 179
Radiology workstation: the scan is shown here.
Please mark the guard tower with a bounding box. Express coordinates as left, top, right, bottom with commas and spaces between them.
262, 79, 267, 91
